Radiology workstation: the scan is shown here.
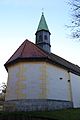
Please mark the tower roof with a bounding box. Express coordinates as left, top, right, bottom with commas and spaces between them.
37, 13, 49, 32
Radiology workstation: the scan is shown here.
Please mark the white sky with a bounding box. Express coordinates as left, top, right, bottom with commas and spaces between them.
0, 0, 80, 84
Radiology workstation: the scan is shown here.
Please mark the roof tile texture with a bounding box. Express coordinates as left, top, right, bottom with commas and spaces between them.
5, 39, 80, 75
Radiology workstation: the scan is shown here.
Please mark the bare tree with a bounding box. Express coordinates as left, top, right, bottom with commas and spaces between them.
69, 0, 80, 39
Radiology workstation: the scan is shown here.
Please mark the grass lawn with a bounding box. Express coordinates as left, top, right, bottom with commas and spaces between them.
26, 109, 80, 120
0, 108, 80, 120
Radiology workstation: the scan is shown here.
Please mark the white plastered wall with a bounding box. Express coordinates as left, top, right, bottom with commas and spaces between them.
70, 72, 80, 107
46, 63, 70, 101
5, 62, 47, 100
5, 61, 72, 101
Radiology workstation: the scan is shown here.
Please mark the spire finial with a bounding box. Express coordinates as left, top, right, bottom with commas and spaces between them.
42, 8, 44, 15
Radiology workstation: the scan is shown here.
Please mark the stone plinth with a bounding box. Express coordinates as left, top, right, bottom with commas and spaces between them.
4, 99, 73, 112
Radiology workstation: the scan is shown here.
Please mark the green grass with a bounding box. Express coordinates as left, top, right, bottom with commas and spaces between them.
0, 108, 80, 120
25, 109, 80, 120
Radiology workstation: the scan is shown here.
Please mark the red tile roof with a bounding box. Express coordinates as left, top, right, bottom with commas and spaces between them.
4, 39, 80, 76
5, 39, 48, 64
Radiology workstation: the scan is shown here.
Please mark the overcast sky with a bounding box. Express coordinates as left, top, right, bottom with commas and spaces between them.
0, 0, 80, 84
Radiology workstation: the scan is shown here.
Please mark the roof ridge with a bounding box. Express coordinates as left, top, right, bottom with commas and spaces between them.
50, 53, 80, 75
51, 53, 78, 67
26, 40, 49, 57
35, 44, 48, 57
4, 40, 27, 64
20, 40, 27, 58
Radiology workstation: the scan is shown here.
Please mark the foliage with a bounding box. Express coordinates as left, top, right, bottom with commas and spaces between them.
69, 0, 80, 39
0, 82, 7, 94
0, 82, 7, 101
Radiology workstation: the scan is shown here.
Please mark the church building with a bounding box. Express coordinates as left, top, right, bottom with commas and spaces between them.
4, 13, 80, 111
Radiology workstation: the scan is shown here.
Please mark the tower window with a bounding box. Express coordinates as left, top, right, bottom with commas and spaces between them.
44, 35, 47, 40
39, 35, 42, 42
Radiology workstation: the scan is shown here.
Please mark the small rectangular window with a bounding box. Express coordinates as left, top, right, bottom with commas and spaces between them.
39, 35, 42, 42
44, 35, 47, 40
